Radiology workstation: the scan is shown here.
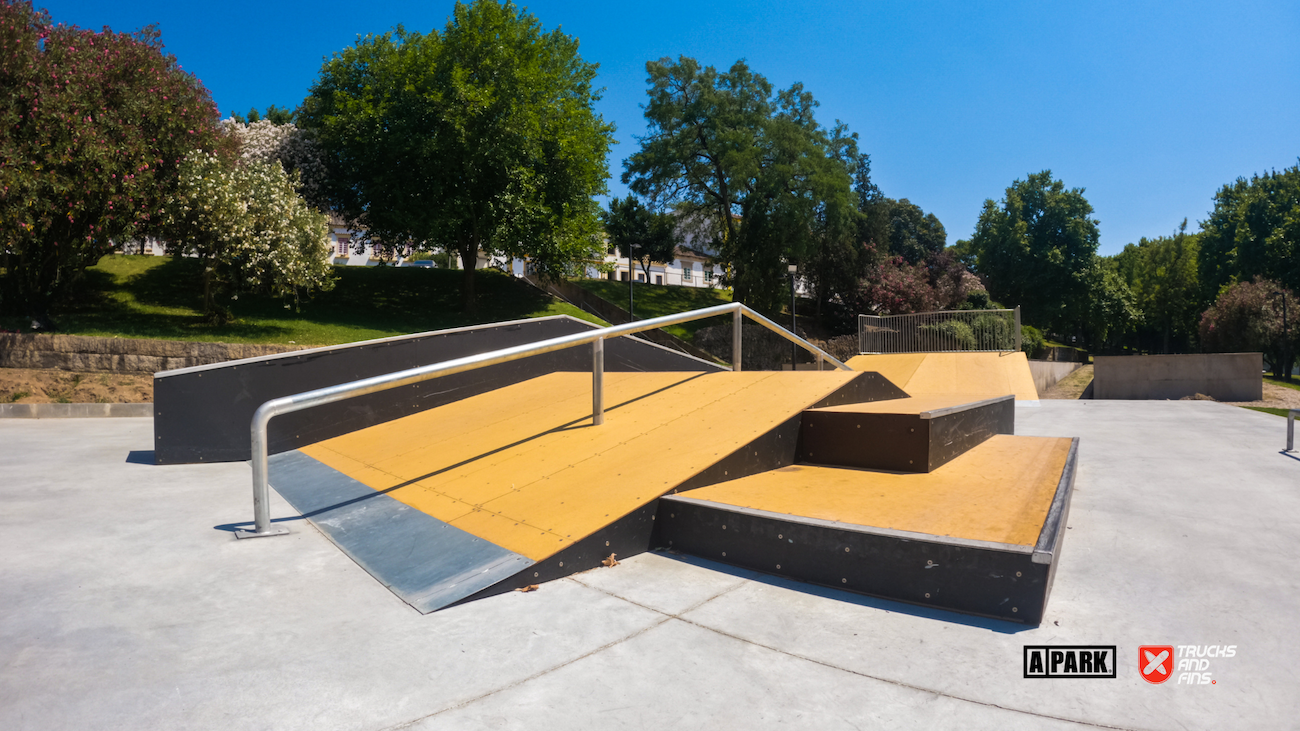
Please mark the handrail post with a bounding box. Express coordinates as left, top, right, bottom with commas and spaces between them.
1287, 410, 1296, 452
236, 403, 290, 538
1014, 306, 1022, 353
732, 307, 743, 372
592, 336, 605, 426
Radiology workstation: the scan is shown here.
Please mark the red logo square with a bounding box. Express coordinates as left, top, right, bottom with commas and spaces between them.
1140, 645, 1174, 684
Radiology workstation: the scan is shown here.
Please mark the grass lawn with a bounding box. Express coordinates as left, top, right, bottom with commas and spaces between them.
574, 278, 732, 341
1263, 374, 1300, 392
1243, 406, 1293, 417
1, 255, 605, 346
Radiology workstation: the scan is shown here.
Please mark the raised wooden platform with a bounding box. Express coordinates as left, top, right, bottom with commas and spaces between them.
264, 360, 1077, 623
799, 394, 1014, 472
658, 435, 1078, 623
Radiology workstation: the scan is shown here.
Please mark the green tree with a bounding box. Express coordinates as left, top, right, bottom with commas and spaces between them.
965, 171, 1100, 333
1080, 257, 1138, 350
300, 0, 615, 312
623, 56, 859, 314
602, 196, 679, 282
1198, 163, 1300, 302
0, 1, 223, 325
229, 105, 294, 125
160, 150, 333, 321
1113, 220, 1202, 352
885, 198, 946, 264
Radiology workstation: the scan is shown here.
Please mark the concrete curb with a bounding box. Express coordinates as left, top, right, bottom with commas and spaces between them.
0, 402, 153, 418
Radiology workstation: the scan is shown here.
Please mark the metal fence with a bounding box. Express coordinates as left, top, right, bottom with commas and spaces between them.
858, 307, 1021, 354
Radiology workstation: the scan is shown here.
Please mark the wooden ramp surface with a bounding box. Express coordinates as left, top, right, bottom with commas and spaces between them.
677, 435, 1072, 546
296, 370, 859, 562
847, 352, 1039, 401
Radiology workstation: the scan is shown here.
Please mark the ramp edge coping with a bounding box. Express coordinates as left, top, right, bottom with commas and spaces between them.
1031, 437, 1080, 565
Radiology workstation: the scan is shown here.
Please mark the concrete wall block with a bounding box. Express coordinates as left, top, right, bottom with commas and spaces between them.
1094, 354, 1262, 401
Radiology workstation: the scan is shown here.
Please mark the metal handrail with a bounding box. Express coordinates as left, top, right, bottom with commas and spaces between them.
236, 302, 852, 538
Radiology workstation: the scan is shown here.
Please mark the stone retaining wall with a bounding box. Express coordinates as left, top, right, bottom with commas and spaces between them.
0, 403, 153, 418
0, 333, 306, 374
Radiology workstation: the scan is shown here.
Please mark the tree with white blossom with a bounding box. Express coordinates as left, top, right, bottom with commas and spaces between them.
160, 149, 333, 322
219, 117, 331, 212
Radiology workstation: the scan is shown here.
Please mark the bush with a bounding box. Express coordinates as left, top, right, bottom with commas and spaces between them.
972, 312, 1015, 350
1199, 276, 1297, 377
918, 320, 977, 350
1021, 325, 1046, 358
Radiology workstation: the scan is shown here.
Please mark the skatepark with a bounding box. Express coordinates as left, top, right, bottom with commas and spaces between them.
1, 307, 1297, 729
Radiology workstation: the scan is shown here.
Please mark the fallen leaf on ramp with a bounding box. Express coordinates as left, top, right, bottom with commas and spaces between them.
602, 553, 619, 567
515, 584, 539, 593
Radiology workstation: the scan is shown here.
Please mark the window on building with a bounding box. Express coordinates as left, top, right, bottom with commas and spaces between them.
336, 236, 350, 257
636, 272, 645, 283
655, 275, 663, 285
704, 269, 714, 283
683, 265, 692, 281
619, 270, 627, 282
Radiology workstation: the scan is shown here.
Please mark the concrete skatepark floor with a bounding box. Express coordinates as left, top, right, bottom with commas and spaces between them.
1, 400, 1297, 729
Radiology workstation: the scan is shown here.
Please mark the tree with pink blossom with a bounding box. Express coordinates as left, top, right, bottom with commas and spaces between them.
0, 1, 223, 327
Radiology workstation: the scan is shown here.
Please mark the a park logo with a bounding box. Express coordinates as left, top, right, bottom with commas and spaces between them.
1140, 646, 1175, 684
1023, 646, 1116, 678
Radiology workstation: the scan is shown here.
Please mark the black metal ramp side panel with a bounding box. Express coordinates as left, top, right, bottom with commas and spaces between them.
448, 503, 660, 608
155, 317, 721, 464
670, 372, 912, 495
926, 398, 1015, 471
798, 412, 928, 473
267, 450, 533, 613
818, 371, 910, 407
797, 396, 1014, 473
656, 497, 1051, 624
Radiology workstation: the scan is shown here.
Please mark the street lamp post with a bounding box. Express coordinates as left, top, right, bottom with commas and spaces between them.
789, 263, 798, 370
1273, 291, 1290, 382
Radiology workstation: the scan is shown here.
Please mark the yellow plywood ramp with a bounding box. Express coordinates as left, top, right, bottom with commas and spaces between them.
678, 434, 1072, 546
299, 370, 859, 562
847, 351, 1039, 401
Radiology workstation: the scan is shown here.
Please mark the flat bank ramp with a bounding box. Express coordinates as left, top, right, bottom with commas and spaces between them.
266, 370, 902, 612
846, 351, 1040, 401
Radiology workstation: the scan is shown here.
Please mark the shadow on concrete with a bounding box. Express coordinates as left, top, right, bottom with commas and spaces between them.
653, 550, 1036, 634
125, 450, 155, 465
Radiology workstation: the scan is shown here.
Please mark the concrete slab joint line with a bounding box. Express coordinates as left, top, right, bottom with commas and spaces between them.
393, 573, 1138, 731
383, 578, 746, 730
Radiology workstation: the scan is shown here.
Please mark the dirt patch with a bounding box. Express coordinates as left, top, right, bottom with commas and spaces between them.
0, 367, 153, 404
1040, 364, 1093, 399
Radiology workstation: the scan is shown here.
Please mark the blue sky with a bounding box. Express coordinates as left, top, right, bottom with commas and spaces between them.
41, 0, 1300, 255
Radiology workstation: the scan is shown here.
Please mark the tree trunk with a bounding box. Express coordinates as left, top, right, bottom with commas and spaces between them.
203, 266, 214, 316
458, 243, 478, 314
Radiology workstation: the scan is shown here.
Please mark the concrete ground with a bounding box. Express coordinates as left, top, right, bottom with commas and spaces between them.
1, 400, 1296, 730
